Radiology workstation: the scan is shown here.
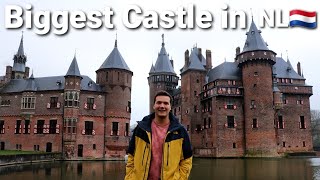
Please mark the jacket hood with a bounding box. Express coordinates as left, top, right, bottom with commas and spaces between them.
138, 112, 183, 132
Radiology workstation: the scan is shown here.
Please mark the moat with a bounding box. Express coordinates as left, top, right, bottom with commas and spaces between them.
0, 158, 319, 180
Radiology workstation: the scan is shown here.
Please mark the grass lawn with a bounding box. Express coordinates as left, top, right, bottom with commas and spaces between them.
0, 150, 44, 156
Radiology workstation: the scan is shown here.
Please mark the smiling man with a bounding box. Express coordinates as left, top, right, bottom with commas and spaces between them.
125, 90, 193, 180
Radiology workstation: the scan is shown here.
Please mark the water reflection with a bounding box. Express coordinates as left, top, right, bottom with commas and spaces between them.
0, 158, 318, 180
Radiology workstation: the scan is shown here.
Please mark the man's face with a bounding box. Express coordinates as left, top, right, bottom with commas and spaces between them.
153, 95, 171, 118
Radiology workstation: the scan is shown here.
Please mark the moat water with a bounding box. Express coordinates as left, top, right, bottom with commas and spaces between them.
0, 158, 320, 180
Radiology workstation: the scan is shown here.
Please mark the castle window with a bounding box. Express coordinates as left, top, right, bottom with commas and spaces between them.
196, 79, 199, 83
187, 125, 190, 131
125, 123, 129, 136
252, 118, 258, 128
227, 116, 235, 128
21, 97, 36, 109
254, 72, 258, 76
194, 91, 197, 97
106, 72, 108, 82
37, 120, 45, 134
87, 98, 95, 110
194, 105, 198, 113
111, 122, 119, 136
282, 94, 288, 104
0, 99, 10, 106
250, 100, 256, 109
93, 144, 96, 150
15, 120, 22, 134
50, 97, 58, 108
49, 120, 57, 134
233, 143, 236, 148
127, 101, 131, 113
85, 121, 93, 135
297, 95, 303, 105
278, 116, 284, 129
118, 72, 120, 81
64, 118, 77, 134
303, 141, 306, 147
196, 124, 201, 131
204, 118, 207, 129
226, 99, 234, 109
283, 142, 286, 147
0, 120, 4, 134
24, 120, 30, 134
208, 118, 212, 128
64, 91, 79, 107
300, 116, 306, 129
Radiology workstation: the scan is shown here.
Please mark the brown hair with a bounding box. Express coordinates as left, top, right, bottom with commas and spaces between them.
153, 90, 172, 104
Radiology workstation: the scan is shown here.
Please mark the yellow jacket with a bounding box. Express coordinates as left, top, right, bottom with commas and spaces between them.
125, 113, 193, 180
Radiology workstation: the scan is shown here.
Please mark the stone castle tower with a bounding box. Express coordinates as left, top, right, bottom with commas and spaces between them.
148, 34, 178, 112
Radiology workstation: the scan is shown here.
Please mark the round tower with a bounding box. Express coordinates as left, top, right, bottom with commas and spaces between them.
148, 34, 178, 113
236, 20, 278, 156
96, 39, 133, 159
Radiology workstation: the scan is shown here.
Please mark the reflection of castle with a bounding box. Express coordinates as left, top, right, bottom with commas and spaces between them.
0, 37, 132, 160
148, 21, 313, 157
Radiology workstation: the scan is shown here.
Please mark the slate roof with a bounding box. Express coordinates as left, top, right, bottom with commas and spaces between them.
0, 75, 102, 93
273, 57, 305, 80
149, 64, 156, 74
181, 47, 206, 73
241, 20, 270, 53
152, 41, 176, 75
65, 56, 81, 77
205, 57, 305, 84
206, 62, 241, 83
98, 40, 131, 71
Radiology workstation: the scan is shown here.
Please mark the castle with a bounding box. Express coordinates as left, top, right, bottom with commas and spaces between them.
0, 20, 313, 159
0, 37, 132, 160
148, 21, 313, 157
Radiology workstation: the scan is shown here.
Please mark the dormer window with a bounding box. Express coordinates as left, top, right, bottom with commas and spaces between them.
56, 80, 62, 86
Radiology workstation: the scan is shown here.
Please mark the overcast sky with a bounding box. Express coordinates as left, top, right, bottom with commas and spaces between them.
0, 0, 319, 124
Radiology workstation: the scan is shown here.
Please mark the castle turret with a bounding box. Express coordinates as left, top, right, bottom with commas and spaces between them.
180, 47, 207, 145
148, 34, 179, 113
96, 38, 133, 158
63, 55, 82, 158
236, 20, 278, 156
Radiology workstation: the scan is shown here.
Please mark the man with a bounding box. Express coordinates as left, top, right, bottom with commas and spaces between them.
125, 91, 193, 180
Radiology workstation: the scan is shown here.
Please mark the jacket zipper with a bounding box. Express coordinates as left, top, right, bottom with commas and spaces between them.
142, 144, 147, 165
143, 144, 150, 180
167, 143, 170, 166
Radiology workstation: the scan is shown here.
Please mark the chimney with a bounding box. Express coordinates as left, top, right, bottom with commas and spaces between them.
170, 59, 174, 69
198, 48, 202, 62
206, 50, 212, 70
185, 50, 189, 68
235, 47, 240, 62
5, 66, 12, 82
297, 62, 301, 76
24, 67, 30, 79
236, 47, 240, 55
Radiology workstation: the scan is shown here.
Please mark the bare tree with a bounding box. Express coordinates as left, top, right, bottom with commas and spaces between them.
311, 110, 320, 149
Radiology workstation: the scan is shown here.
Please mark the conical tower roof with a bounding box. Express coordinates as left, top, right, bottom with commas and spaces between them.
65, 55, 81, 77
153, 34, 176, 75
241, 20, 269, 53
98, 39, 131, 71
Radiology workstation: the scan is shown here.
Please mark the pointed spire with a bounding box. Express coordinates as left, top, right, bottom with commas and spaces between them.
153, 34, 175, 74
30, 70, 34, 79
161, 34, 165, 47
241, 19, 269, 53
115, 32, 118, 48
65, 55, 81, 77
17, 31, 25, 56
149, 63, 156, 74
